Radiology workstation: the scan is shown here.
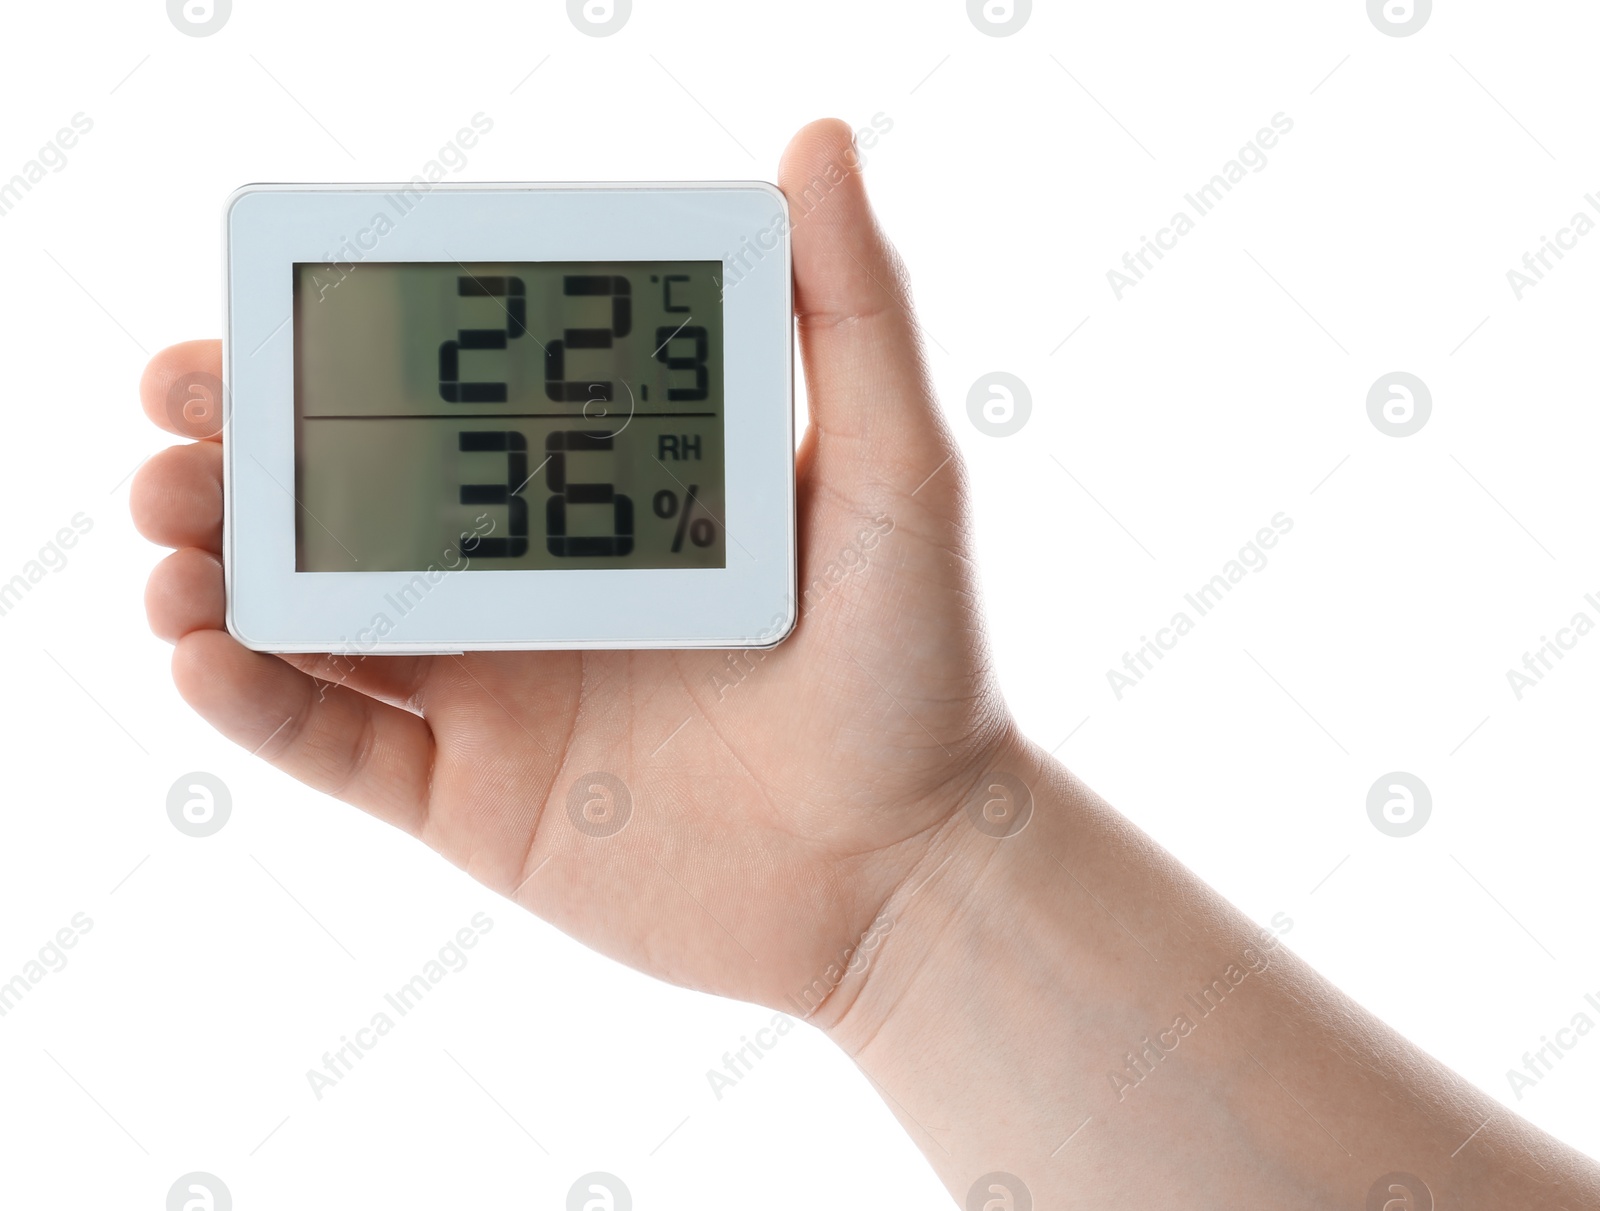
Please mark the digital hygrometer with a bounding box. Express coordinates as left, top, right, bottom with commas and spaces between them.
223, 182, 795, 653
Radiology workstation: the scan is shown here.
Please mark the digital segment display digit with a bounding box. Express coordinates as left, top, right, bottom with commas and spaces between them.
292, 261, 725, 572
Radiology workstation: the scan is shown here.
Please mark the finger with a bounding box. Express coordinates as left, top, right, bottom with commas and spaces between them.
141, 340, 226, 441
277, 651, 436, 713
146, 548, 224, 642
778, 119, 948, 467
130, 442, 222, 552
172, 628, 434, 837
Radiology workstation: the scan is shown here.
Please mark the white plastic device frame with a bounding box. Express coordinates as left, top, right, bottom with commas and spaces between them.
223, 182, 795, 653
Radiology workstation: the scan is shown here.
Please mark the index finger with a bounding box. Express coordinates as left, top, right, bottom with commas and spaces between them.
141, 339, 225, 441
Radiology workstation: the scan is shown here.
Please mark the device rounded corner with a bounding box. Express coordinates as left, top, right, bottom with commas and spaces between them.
223, 184, 274, 227
745, 179, 790, 225
753, 600, 799, 650
223, 598, 269, 652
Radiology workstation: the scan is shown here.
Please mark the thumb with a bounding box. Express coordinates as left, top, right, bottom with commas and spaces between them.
778, 119, 951, 482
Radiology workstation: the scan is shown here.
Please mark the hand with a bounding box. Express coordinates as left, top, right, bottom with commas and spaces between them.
133, 119, 1600, 1209
132, 118, 1014, 1018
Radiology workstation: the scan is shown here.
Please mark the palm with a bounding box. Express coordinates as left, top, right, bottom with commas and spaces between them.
300, 429, 993, 1010
134, 120, 1009, 1015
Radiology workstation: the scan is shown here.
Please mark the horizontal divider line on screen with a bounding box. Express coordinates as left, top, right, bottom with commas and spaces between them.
301, 412, 720, 420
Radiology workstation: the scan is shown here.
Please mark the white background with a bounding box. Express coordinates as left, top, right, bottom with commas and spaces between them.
1, 1, 1597, 1206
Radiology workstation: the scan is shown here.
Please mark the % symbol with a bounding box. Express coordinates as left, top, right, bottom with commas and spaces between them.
652, 485, 716, 552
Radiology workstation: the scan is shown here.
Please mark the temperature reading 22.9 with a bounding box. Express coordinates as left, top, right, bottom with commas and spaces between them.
438, 272, 710, 562
293, 260, 727, 573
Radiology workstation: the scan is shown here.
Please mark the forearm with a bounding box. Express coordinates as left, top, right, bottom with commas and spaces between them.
820, 730, 1600, 1208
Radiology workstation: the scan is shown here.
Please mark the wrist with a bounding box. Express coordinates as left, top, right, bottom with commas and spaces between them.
813, 724, 1069, 1052
811, 735, 1596, 1209
814, 726, 1127, 1194
813, 729, 1292, 1196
